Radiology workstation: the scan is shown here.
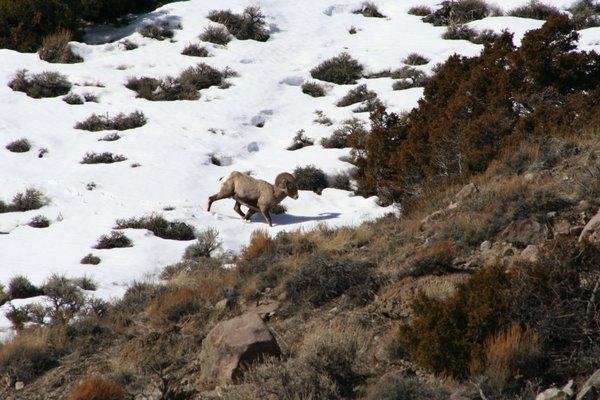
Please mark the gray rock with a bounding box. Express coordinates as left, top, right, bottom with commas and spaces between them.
199, 312, 281, 385
15, 381, 24, 391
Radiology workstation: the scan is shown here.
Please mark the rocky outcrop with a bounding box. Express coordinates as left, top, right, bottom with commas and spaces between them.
198, 312, 281, 386
579, 208, 600, 244
499, 218, 548, 247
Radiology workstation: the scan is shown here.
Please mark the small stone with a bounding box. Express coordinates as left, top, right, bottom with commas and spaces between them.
547, 211, 557, 218
480, 240, 492, 252
554, 220, 571, 235
215, 298, 229, 310
521, 245, 540, 263
524, 172, 536, 182
15, 381, 24, 390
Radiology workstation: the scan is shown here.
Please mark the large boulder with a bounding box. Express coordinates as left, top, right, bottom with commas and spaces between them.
454, 182, 478, 203
577, 369, 600, 400
579, 208, 600, 244
199, 312, 281, 386
499, 218, 548, 247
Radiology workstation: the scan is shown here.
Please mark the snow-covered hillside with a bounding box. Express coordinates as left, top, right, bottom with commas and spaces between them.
1, 0, 599, 336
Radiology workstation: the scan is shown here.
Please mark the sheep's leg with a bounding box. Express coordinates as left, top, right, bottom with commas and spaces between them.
233, 201, 245, 218
207, 192, 228, 211
260, 206, 272, 227
244, 209, 257, 221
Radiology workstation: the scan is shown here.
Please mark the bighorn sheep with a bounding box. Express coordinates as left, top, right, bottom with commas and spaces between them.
207, 171, 298, 226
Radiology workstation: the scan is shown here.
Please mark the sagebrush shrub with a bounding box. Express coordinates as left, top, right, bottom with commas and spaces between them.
299, 329, 365, 397
183, 228, 221, 259
28, 215, 50, 228
182, 43, 209, 57
391, 66, 430, 89
508, 1, 560, 20
321, 118, 367, 149
442, 24, 478, 40
329, 172, 352, 191
310, 53, 363, 84
313, 110, 333, 126
294, 165, 329, 194
336, 84, 377, 107
353, 97, 383, 113
403, 53, 430, 66
81, 253, 101, 265
75, 111, 146, 131
367, 373, 447, 400
66, 375, 126, 400
569, 0, 600, 29
408, 6, 432, 16
470, 29, 500, 45
207, 6, 270, 41
286, 254, 379, 306
353, 2, 386, 18
115, 214, 195, 241
287, 130, 314, 151
138, 22, 180, 40
63, 93, 84, 105
8, 70, 71, 98
423, 0, 500, 26
200, 25, 231, 45
38, 29, 82, 64
80, 152, 127, 164
126, 63, 227, 101
6, 138, 31, 153
8, 276, 40, 299
117, 282, 163, 313
237, 358, 340, 399
0, 330, 58, 383
301, 81, 326, 97
83, 92, 97, 102
94, 231, 133, 249
9, 188, 45, 212
42, 274, 85, 322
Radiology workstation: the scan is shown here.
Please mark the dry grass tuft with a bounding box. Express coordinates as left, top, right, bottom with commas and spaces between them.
38, 29, 82, 63
66, 375, 126, 400
474, 323, 544, 392
240, 229, 275, 262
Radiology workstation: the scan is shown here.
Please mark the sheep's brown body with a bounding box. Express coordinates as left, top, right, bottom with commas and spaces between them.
207, 171, 298, 226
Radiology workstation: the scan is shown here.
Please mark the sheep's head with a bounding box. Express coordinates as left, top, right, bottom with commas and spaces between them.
275, 172, 298, 199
